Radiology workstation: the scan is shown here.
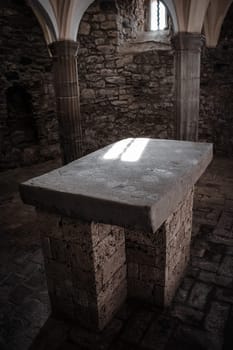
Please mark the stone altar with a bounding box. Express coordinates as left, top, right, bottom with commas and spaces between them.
20, 138, 213, 330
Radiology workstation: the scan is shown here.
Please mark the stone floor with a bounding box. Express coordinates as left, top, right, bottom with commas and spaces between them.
0, 157, 233, 350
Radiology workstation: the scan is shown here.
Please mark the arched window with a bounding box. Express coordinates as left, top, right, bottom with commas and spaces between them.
149, 0, 168, 31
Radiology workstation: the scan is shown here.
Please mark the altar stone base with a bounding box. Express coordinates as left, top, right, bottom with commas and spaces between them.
126, 188, 194, 306
38, 213, 127, 331
37, 188, 193, 330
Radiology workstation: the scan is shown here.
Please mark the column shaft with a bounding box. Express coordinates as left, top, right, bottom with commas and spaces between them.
173, 33, 203, 141
49, 40, 83, 164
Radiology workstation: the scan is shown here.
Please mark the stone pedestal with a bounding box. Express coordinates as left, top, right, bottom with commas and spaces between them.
39, 213, 127, 330
126, 189, 193, 306
173, 33, 203, 141
49, 40, 83, 164
20, 138, 213, 330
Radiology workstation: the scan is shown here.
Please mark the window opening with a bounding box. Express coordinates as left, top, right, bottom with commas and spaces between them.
150, 0, 167, 31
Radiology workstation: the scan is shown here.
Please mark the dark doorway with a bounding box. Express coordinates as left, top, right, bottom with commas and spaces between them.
6, 85, 38, 148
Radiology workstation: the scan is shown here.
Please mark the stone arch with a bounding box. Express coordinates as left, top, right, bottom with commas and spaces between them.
27, 0, 95, 44
204, 0, 233, 48
162, 0, 178, 32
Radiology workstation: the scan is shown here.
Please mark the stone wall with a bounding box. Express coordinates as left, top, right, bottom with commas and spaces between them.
0, 0, 60, 170
1, 0, 232, 169
200, 3, 233, 156
78, 0, 233, 157
78, 0, 175, 155
116, 0, 145, 43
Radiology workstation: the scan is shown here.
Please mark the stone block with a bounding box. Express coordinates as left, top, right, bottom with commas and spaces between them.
205, 301, 230, 334
79, 22, 91, 35
100, 21, 117, 30
188, 282, 212, 310
81, 88, 95, 99
38, 213, 127, 331
127, 189, 194, 307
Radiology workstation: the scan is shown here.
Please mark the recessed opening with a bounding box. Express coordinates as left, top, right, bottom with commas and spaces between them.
6, 85, 38, 148
150, 0, 167, 31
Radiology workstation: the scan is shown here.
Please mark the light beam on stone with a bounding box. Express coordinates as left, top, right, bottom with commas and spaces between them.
121, 138, 149, 162
103, 138, 149, 162
103, 138, 133, 160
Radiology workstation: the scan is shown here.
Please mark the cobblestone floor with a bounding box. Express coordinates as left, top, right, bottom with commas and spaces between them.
0, 157, 233, 350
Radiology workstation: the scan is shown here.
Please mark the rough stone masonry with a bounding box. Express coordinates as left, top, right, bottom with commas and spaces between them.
20, 138, 213, 330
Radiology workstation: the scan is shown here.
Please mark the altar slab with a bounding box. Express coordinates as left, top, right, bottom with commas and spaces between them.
20, 138, 213, 233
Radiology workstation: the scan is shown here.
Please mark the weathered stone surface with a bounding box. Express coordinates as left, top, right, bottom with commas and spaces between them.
38, 213, 127, 331
37, 188, 191, 323
127, 189, 194, 306
49, 40, 83, 163
79, 22, 91, 35
0, 0, 60, 170
173, 33, 203, 141
77, 1, 175, 155
188, 282, 212, 310
205, 301, 230, 334
19, 139, 212, 323
1, 156, 233, 349
20, 138, 212, 233
76, 1, 233, 157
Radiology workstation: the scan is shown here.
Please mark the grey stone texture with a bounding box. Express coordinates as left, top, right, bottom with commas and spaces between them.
76, 0, 233, 157
77, 0, 175, 155
126, 189, 194, 307
20, 139, 212, 329
1, 0, 233, 172
200, 2, 233, 156
20, 138, 212, 233
0, 0, 61, 170
173, 33, 203, 141
49, 40, 83, 163
36, 188, 193, 329
38, 212, 127, 330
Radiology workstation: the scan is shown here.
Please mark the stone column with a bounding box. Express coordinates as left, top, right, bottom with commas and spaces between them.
49, 40, 83, 164
173, 33, 203, 141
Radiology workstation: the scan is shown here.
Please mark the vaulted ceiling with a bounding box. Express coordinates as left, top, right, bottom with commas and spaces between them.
26, 0, 233, 47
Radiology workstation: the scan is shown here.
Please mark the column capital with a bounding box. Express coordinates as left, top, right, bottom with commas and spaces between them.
49, 40, 79, 57
172, 32, 204, 52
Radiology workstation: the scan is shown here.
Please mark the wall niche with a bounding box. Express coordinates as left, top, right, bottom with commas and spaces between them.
6, 85, 38, 149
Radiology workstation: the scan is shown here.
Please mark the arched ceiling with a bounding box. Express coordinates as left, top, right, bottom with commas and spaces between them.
170, 0, 233, 47
27, 0, 95, 44
172, 0, 210, 33
26, 0, 233, 48
204, 0, 233, 47
162, 0, 178, 32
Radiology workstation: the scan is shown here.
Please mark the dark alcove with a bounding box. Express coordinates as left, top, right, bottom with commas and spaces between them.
6, 85, 38, 148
